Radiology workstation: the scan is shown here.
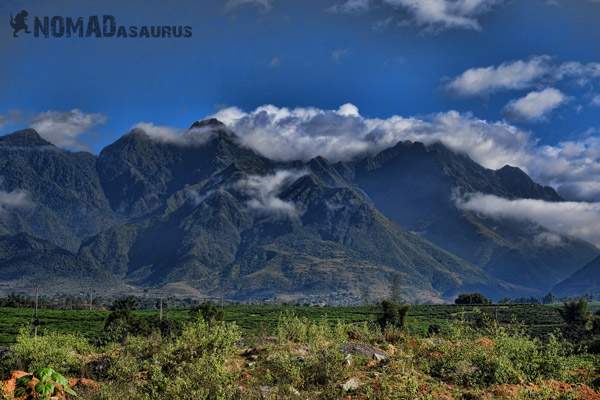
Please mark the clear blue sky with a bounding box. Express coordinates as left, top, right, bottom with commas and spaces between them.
1, 0, 599, 152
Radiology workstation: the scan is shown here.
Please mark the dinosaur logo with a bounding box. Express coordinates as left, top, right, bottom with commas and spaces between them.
9, 10, 31, 37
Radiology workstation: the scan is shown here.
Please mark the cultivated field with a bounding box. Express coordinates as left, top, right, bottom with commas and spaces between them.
0, 303, 583, 345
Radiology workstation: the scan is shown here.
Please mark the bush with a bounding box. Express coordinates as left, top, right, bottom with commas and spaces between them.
264, 315, 349, 395
559, 298, 592, 341
3, 329, 92, 375
100, 318, 241, 399
377, 300, 409, 332
421, 323, 571, 386
454, 293, 491, 305
189, 302, 224, 323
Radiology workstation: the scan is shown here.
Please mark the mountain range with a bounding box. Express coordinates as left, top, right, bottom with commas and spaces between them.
0, 120, 597, 304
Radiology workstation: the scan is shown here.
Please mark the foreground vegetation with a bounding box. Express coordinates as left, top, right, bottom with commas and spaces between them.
0, 299, 599, 399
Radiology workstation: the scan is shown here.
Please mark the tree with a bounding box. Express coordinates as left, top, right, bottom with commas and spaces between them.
377, 300, 409, 332
559, 298, 592, 341
454, 293, 491, 305
110, 295, 140, 311
542, 292, 556, 304
189, 302, 224, 323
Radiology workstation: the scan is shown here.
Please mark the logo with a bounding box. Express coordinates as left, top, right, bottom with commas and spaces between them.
9, 10, 192, 39
10, 10, 31, 37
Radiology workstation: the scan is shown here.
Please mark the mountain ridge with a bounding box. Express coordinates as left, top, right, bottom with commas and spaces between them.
0, 121, 596, 303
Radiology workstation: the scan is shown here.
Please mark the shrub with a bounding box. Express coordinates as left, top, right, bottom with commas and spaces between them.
377, 300, 409, 332
100, 318, 242, 399
421, 324, 571, 386
559, 298, 592, 341
264, 315, 348, 394
454, 293, 491, 305
189, 302, 224, 323
3, 329, 92, 375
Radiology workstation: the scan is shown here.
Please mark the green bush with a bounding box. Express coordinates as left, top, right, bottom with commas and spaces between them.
422, 324, 571, 386
100, 318, 241, 400
2, 329, 92, 375
377, 300, 409, 332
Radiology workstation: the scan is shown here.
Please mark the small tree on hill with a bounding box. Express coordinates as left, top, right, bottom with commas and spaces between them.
454, 293, 491, 305
542, 292, 556, 304
559, 298, 592, 341
377, 300, 409, 332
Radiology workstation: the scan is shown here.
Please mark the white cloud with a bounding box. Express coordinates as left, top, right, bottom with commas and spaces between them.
30, 109, 107, 149
236, 170, 307, 218
212, 103, 600, 201
132, 122, 219, 146
0, 189, 33, 215
212, 104, 532, 168
504, 88, 568, 121
591, 94, 600, 107
382, 0, 502, 31
446, 57, 600, 96
446, 56, 551, 96
330, 0, 502, 30
456, 193, 600, 247
225, 0, 273, 12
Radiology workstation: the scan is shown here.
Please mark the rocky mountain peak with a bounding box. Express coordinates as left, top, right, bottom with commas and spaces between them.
190, 118, 226, 130
0, 129, 53, 147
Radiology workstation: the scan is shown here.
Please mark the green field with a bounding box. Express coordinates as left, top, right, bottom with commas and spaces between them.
0, 303, 583, 345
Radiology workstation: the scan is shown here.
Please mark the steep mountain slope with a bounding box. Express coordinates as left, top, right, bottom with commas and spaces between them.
0, 130, 116, 251
553, 256, 600, 298
0, 233, 120, 293
81, 155, 516, 303
353, 141, 598, 292
96, 119, 272, 218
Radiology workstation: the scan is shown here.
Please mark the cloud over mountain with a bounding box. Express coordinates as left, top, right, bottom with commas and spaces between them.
0, 189, 33, 215
236, 169, 307, 218
30, 109, 107, 149
213, 103, 600, 201
456, 193, 600, 247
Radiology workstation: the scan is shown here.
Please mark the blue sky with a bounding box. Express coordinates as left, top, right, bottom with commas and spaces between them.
1, 0, 600, 204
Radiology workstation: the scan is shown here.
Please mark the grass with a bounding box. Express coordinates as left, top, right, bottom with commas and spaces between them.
0, 303, 568, 345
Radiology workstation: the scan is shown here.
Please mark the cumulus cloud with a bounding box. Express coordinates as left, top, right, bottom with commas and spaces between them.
330, 0, 502, 30
591, 94, 600, 107
456, 193, 600, 247
132, 122, 219, 146
212, 103, 600, 202
212, 103, 531, 167
0, 189, 33, 215
225, 0, 273, 12
446, 56, 600, 96
30, 109, 107, 149
446, 56, 551, 96
236, 170, 307, 217
504, 88, 568, 121
383, 0, 502, 31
